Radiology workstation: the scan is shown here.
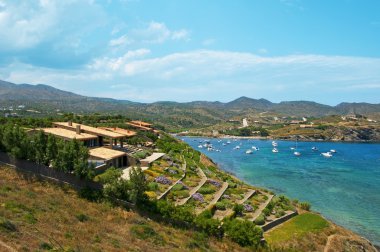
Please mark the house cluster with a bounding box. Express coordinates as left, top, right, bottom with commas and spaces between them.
36, 121, 157, 171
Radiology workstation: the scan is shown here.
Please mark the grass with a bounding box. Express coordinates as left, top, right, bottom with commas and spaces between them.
0, 165, 248, 252
265, 213, 329, 244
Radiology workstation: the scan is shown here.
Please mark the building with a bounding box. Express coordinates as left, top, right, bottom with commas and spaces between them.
53, 122, 126, 147
126, 120, 158, 133
89, 147, 128, 170
41, 127, 98, 147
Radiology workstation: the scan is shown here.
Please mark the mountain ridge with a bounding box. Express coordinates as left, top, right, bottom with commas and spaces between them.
1, 80, 380, 129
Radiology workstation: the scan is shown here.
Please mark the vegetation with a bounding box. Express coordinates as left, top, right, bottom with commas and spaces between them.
0, 123, 94, 179
0, 165, 247, 251
265, 213, 329, 244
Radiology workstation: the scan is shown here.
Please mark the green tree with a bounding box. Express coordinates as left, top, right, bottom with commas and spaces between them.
129, 166, 148, 204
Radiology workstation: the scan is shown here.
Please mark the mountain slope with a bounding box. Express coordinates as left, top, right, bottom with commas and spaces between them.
1, 80, 380, 129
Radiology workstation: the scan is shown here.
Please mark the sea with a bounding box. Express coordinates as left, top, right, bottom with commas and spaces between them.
180, 137, 380, 245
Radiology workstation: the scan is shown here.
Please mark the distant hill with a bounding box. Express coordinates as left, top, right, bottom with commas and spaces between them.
1, 80, 379, 129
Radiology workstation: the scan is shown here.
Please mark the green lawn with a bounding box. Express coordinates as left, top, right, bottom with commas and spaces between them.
265, 212, 329, 244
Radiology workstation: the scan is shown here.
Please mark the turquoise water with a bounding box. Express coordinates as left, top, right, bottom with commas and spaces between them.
182, 137, 380, 245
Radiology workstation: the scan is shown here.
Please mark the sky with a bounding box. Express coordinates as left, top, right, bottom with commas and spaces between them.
0, 0, 380, 105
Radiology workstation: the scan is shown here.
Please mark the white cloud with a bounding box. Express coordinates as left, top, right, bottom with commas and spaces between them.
109, 35, 133, 47
131, 21, 190, 44
202, 38, 215, 46
2, 50, 380, 103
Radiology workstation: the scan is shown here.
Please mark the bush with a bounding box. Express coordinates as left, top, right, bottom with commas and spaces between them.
224, 219, 263, 247
147, 182, 159, 191
254, 215, 265, 225
198, 186, 215, 195
233, 204, 244, 216
171, 183, 183, 191
76, 213, 90, 222
215, 202, 226, 210
300, 202, 311, 211
262, 208, 271, 216
0, 217, 17, 232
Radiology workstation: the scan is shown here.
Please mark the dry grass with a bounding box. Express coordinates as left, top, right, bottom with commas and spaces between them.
0, 165, 248, 252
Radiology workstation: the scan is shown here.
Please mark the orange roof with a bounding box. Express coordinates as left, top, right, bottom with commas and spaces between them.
89, 147, 126, 160
53, 122, 125, 139
126, 122, 153, 131
130, 120, 153, 127
42, 128, 97, 141
100, 127, 137, 137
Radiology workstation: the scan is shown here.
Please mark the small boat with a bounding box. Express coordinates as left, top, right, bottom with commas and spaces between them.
290, 147, 295, 150
198, 145, 203, 149
321, 152, 333, 158
312, 147, 318, 151
294, 151, 301, 156
234, 146, 240, 150
226, 141, 231, 144
272, 148, 279, 153
272, 141, 278, 147
246, 150, 253, 154
222, 143, 227, 146
330, 149, 337, 153
252, 146, 259, 151
207, 147, 213, 151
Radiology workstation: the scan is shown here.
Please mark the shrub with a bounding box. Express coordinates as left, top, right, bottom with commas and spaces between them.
254, 215, 265, 225
262, 208, 271, 216
0, 217, 17, 232
224, 219, 263, 247
198, 186, 215, 194
215, 202, 226, 210
233, 204, 244, 216
76, 213, 90, 222
300, 202, 311, 211
171, 183, 184, 191
147, 182, 159, 191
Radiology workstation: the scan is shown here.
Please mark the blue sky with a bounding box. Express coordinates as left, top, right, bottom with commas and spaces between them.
0, 0, 379, 104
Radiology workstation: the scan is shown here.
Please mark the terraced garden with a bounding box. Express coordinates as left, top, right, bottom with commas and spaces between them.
144, 159, 185, 199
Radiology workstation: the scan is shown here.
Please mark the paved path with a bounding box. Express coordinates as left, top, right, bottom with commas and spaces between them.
157, 159, 187, 200
175, 167, 207, 206
196, 181, 229, 215
140, 153, 165, 164
236, 189, 256, 204
121, 166, 149, 180
249, 193, 274, 222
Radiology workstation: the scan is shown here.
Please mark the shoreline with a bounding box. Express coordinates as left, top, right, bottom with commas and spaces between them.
184, 136, 380, 247
175, 134, 380, 143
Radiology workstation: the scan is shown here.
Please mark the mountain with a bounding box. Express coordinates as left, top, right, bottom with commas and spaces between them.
0, 80, 85, 101
1, 80, 380, 129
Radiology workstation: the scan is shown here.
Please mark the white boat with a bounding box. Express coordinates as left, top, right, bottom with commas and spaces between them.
252, 146, 259, 151
272, 141, 278, 147
222, 143, 227, 146
321, 152, 333, 158
207, 147, 213, 151
272, 148, 279, 153
226, 141, 231, 144
290, 147, 295, 150
312, 147, 318, 151
234, 145, 240, 150
198, 145, 203, 149
330, 149, 337, 153
246, 150, 253, 154
293, 138, 301, 156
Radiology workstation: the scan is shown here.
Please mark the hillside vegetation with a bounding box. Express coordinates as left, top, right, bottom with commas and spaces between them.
0, 165, 247, 252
